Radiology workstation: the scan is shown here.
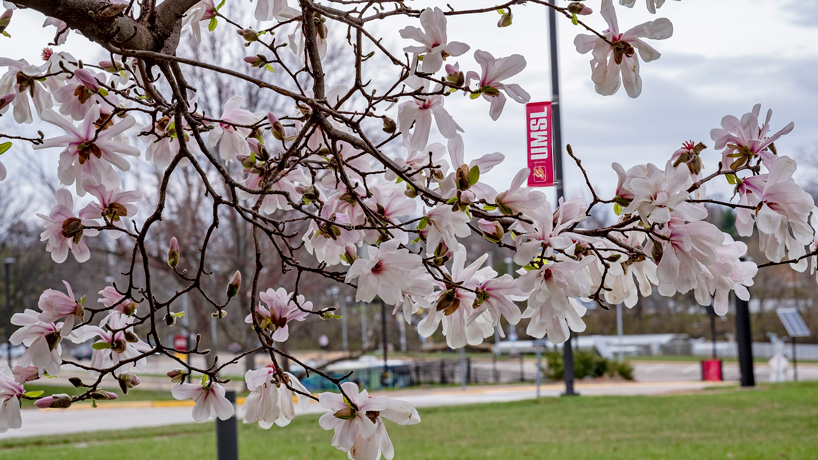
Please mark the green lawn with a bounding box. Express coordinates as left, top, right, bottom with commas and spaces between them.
2, 382, 817, 459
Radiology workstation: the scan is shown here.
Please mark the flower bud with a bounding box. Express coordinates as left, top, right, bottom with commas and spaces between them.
300, 185, 320, 204
74, 68, 100, 92
119, 301, 138, 317
167, 369, 188, 384
268, 112, 286, 140
124, 330, 139, 343
455, 164, 471, 191
340, 244, 357, 265
382, 117, 396, 134
98, 60, 125, 73
0, 9, 12, 36
164, 312, 177, 326
237, 28, 259, 43
226, 270, 241, 299
478, 218, 504, 243
243, 55, 268, 68
35, 394, 72, 409
90, 390, 117, 400
567, 2, 593, 15
497, 11, 512, 28
168, 236, 180, 268
118, 373, 141, 394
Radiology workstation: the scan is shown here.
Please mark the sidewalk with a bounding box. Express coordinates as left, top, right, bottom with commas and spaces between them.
0, 380, 733, 439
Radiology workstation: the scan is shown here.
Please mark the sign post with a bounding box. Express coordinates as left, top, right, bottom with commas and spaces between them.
776, 307, 810, 382
523, 0, 573, 396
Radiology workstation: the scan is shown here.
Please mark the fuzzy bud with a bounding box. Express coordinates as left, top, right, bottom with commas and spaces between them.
382, 117, 396, 134
90, 390, 118, 400
98, 60, 125, 73
243, 55, 268, 68
0, 9, 12, 36
477, 218, 504, 243
455, 164, 471, 191
226, 270, 241, 299
118, 373, 141, 393
35, 394, 72, 409
168, 236, 180, 268
497, 11, 512, 28
167, 369, 188, 384
237, 28, 259, 42
340, 244, 357, 265
567, 2, 593, 15
74, 68, 100, 92
268, 112, 286, 140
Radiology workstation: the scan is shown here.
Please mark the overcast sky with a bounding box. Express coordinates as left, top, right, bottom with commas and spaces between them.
2, 0, 816, 210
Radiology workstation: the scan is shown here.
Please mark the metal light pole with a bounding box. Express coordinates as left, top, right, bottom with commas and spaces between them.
216, 390, 238, 460
547, 0, 575, 397
735, 292, 755, 387
4, 258, 15, 367
381, 300, 389, 387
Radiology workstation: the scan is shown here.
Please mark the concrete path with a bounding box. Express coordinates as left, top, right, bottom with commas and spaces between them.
0, 380, 732, 440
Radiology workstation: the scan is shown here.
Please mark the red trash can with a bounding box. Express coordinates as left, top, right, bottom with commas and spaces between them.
701, 359, 723, 381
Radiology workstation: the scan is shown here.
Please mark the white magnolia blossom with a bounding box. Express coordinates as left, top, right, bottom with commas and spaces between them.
243, 366, 310, 428
400, 7, 469, 73
465, 50, 531, 120
35, 107, 139, 196
345, 239, 423, 305
319, 382, 420, 460
172, 381, 234, 423
574, 0, 672, 97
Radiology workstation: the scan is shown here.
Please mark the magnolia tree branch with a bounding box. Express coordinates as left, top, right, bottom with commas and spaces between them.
0, 0, 813, 457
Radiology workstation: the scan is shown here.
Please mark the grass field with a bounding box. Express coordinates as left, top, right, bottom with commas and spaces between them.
2, 382, 817, 459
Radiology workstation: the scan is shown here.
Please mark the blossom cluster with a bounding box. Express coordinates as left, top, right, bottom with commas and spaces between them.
0, 1, 814, 459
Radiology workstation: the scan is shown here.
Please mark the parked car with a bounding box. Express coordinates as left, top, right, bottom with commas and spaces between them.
71, 344, 94, 360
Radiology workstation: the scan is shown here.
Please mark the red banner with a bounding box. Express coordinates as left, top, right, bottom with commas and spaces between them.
526, 101, 554, 187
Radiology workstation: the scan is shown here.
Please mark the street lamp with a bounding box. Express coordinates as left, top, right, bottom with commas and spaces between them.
4, 257, 15, 367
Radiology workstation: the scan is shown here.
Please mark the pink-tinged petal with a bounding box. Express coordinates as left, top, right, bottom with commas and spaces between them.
431, 106, 459, 139
490, 54, 527, 83
472, 152, 505, 173
350, 430, 381, 460
397, 104, 419, 135
409, 109, 432, 151
624, 17, 673, 40
632, 39, 661, 63
593, 57, 621, 96
223, 96, 245, 113
444, 41, 469, 57
420, 51, 443, 73
488, 93, 506, 121
501, 83, 530, 103
601, 0, 619, 33
574, 34, 597, 54
621, 55, 642, 98
332, 419, 358, 450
